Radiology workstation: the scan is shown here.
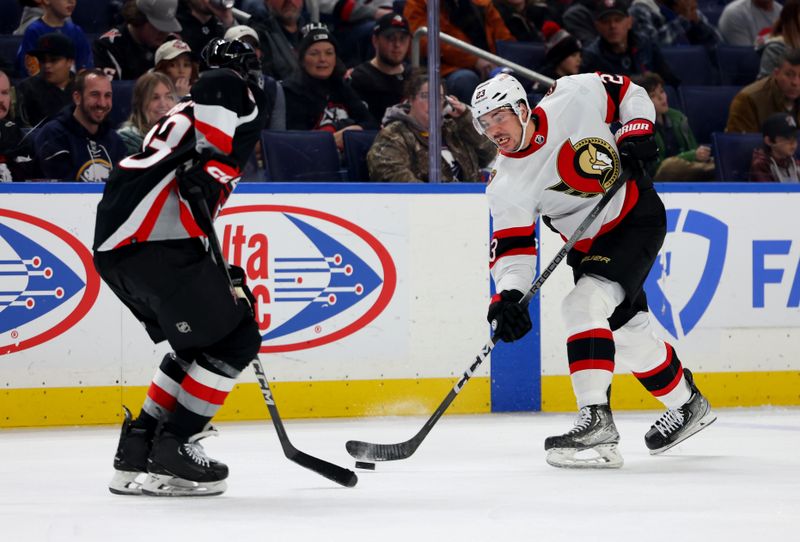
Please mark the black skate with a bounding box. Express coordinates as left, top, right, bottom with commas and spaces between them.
108, 406, 152, 495
645, 369, 717, 455
544, 404, 623, 469
142, 427, 228, 497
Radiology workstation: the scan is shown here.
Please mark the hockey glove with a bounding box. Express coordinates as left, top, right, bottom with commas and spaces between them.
487, 289, 532, 343
176, 153, 241, 203
615, 119, 658, 175
229, 264, 256, 317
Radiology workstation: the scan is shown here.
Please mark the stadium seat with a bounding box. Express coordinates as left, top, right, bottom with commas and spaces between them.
0, 0, 22, 35
664, 84, 681, 111
712, 132, 764, 182
679, 85, 741, 144
343, 129, 378, 182
109, 79, 135, 129
661, 46, 717, 85
715, 45, 760, 85
70, 1, 113, 34
0, 35, 23, 78
495, 41, 546, 73
260, 130, 343, 182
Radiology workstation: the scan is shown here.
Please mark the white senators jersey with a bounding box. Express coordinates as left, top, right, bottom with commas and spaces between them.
487, 72, 656, 295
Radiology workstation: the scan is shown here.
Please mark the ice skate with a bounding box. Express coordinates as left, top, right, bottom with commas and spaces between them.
646, 369, 717, 455
142, 427, 228, 497
545, 404, 623, 469
108, 406, 152, 495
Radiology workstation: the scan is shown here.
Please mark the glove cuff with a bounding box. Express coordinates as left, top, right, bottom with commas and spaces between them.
615, 119, 654, 143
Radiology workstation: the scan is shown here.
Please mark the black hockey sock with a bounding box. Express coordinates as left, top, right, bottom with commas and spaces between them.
132, 410, 159, 435
163, 404, 213, 439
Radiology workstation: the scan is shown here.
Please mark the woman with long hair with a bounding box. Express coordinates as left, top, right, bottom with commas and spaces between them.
117, 72, 177, 155
758, 0, 800, 78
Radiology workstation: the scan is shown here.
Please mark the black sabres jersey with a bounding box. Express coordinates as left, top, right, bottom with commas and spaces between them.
93, 69, 267, 251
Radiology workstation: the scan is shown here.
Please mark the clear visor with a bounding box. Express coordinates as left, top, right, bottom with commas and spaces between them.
474, 107, 518, 134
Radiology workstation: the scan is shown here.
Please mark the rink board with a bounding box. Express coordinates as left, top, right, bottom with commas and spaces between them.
1, 183, 799, 427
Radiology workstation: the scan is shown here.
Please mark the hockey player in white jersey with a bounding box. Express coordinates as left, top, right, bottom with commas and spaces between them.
471, 73, 716, 468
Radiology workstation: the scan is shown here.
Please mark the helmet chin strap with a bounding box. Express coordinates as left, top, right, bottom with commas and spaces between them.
513, 108, 532, 153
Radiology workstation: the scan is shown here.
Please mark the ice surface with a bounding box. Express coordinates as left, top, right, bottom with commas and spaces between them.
1, 408, 797, 541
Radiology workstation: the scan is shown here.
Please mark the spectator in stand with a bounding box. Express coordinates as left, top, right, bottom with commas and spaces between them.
14, 0, 45, 36
224, 25, 263, 62
719, 0, 783, 46
750, 112, 800, 181
348, 13, 413, 122
633, 72, 714, 181
16, 0, 94, 77
94, 0, 182, 80
757, 0, 800, 78
629, 0, 721, 46
727, 49, 800, 132
563, 0, 599, 44
493, 0, 554, 41
537, 21, 582, 83
283, 24, 377, 150
116, 72, 177, 155
16, 33, 76, 127
581, 0, 680, 87
367, 69, 496, 182
33, 68, 126, 182
153, 39, 196, 98
404, 0, 515, 103
0, 70, 37, 181
176, 0, 235, 61
329, 0, 395, 67
249, 0, 306, 80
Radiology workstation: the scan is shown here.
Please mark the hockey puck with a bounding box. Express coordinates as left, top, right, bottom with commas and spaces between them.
355, 461, 376, 470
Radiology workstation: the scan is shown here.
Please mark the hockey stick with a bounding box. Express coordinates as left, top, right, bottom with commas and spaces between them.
192, 191, 358, 487
345, 167, 635, 462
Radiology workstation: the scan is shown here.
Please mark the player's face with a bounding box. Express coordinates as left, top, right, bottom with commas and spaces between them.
648, 84, 669, 115
164, 54, 193, 83
374, 31, 411, 67
479, 107, 524, 152
39, 54, 73, 86
774, 61, 800, 100
302, 42, 336, 80
145, 82, 176, 126
44, 0, 76, 19
594, 14, 631, 47
0, 73, 10, 120
75, 74, 112, 125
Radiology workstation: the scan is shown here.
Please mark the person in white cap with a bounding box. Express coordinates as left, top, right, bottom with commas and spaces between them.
224, 25, 262, 61
94, 0, 182, 80
154, 39, 196, 97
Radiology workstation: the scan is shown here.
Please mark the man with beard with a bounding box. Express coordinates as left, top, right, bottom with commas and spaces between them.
249, 0, 306, 80
16, 32, 76, 127
33, 68, 126, 181
348, 13, 413, 122
0, 70, 37, 181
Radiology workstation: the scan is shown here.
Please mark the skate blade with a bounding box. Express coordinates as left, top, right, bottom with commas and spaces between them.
108, 470, 146, 496
649, 410, 718, 456
141, 473, 227, 497
546, 443, 624, 469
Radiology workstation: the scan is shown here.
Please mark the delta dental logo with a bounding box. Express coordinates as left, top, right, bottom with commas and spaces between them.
644, 209, 728, 339
0, 209, 100, 354
218, 205, 396, 353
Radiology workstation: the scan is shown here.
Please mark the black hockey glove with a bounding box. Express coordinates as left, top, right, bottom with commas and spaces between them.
615, 119, 658, 175
487, 289, 532, 343
229, 264, 256, 317
176, 152, 241, 203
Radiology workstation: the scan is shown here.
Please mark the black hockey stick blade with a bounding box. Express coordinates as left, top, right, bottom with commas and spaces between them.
285, 445, 359, 487
345, 439, 418, 462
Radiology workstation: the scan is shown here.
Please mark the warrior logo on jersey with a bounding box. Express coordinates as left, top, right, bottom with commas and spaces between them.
551, 137, 620, 198
0, 209, 100, 355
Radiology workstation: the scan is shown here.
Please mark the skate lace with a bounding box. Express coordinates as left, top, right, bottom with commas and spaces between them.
182, 429, 218, 468
567, 407, 593, 435
653, 408, 685, 437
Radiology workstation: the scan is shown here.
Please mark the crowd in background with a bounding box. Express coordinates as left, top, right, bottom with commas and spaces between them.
0, 0, 799, 183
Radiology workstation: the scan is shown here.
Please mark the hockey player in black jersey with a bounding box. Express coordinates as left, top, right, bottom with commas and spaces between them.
471, 73, 716, 468
93, 38, 267, 496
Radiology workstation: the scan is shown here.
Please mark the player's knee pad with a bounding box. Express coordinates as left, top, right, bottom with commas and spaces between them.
562, 274, 625, 331
204, 316, 262, 372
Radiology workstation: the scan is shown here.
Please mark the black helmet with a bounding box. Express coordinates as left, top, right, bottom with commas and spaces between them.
201, 38, 261, 85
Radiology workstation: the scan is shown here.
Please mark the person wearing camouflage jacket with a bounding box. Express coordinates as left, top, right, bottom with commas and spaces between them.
367, 72, 496, 182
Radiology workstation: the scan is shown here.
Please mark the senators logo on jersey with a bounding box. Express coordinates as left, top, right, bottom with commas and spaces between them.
550, 137, 620, 198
